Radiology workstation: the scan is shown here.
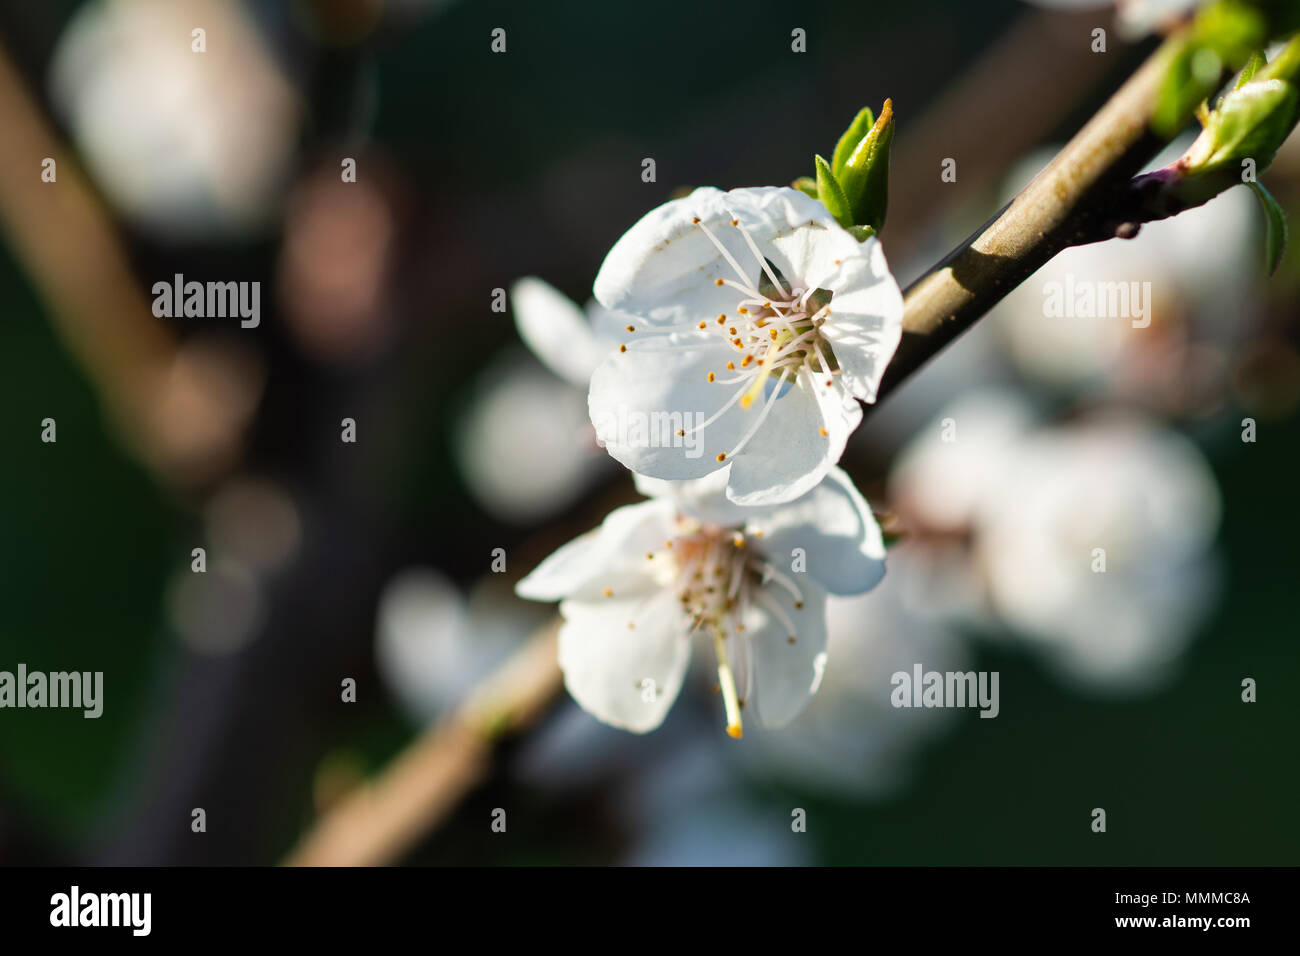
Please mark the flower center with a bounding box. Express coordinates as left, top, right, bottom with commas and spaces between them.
626, 215, 843, 463
630, 517, 806, 738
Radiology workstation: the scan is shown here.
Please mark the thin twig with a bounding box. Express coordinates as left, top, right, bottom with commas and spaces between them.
0, 42, 261, 487
888, 8, 1120, 262
284, 621, 562, 866
874, 33, 1190, 403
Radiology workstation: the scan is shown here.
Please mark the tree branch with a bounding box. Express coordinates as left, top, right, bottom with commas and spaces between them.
874, 33, 1193, 404
284, 622, 562, 867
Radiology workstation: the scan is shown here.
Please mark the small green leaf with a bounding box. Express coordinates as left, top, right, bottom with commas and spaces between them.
814, 154, 853, 228
831, 106, 874, 178
1248, 180, 1288, 275
1235, 50, 1266, 89
791, 176, 818, 198
848, 224, 876, 241
841, 98, 893, 233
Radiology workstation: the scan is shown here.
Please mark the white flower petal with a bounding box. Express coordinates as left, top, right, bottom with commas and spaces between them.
511, 277, 610, 387
595, 187, 747, 325
747, 577, 829, 728
557, 590, 691, 733
588, 333, 752, 480
749, 466, 886, 596
631, 468, 725, 501
596, 186, 902, 400
585, 299, 638, 349
724, 374, 857, 506
455, 351, 607, 522
516, 498, 675, 602
595, 186, 838, 325
813, 238, 905, 403
630, 469, 753, 527
888, 387, 1037, 533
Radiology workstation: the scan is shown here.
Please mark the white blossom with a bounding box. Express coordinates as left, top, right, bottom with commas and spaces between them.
891, 390, 1222, 690
588, 187, 903, 506
516, 467, 887, 736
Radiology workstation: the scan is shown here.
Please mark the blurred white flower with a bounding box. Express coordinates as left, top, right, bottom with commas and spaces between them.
1116, 0, 1202, 36
892, 390, 1222, 692
976, 414, 1221, 690
453, 278, 631, 522
455, 348, 613, 523
621, 799, 810, 866
49, 0, 301, 239
990, 144, 1256, 405
376, 569, 543, 723
1020, 0, 1202, 38
618, 741, 811, 866
889, 389, 1038, 535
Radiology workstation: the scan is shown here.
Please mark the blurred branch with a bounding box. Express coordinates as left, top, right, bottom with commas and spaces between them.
0, 41, 261, 487
874, 31, 1193, 404
284, 621, 562, 866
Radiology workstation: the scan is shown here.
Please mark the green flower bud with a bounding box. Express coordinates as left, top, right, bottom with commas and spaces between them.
814, 154, 853, 229
838, 99, 893, 234
831, 106, 874, 179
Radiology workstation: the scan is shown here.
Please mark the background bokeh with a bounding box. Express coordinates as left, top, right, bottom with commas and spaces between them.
0, 0, 1296, 865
